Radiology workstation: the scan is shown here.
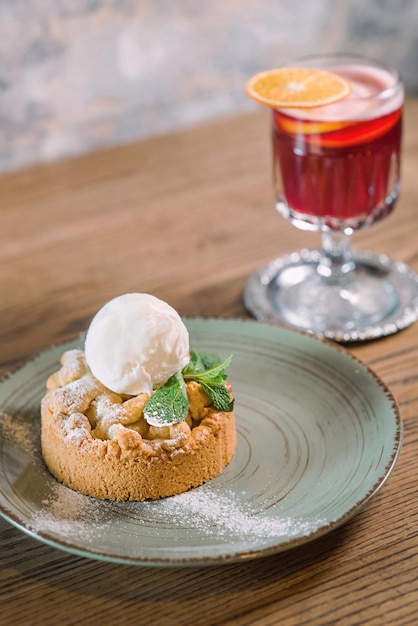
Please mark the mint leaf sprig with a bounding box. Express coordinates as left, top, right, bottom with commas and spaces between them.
143, 350, 234, 427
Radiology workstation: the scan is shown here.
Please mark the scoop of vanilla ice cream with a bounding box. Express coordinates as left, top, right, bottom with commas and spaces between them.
84, 293, 190, 395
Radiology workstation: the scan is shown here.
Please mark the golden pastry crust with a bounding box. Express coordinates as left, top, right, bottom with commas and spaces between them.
41, 350, 236, 501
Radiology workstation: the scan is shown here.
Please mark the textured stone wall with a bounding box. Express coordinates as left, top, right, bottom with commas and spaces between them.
1, 0, 417, 173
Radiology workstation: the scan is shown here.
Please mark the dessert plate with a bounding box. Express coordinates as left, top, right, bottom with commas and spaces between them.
0, 319, 402, 566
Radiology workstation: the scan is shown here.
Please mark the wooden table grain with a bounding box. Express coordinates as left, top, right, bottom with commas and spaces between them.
1, 100, 418, 626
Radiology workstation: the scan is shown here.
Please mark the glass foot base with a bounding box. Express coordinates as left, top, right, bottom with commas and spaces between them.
244, 249, 418, 342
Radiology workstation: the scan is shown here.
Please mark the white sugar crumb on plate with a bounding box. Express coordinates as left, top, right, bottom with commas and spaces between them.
152, 487, 321, 540
29, 482, 112, 540
0, 411, 37, 457
29, 480, 321, 544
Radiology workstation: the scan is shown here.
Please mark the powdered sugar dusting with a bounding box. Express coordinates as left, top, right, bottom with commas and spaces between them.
0, 411, 37, 457
27, 475, 320, 548
30, 482, 112, 540
153, 486, 322, 540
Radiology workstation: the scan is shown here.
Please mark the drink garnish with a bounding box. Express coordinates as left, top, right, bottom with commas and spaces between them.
144, 350, 234, 427
245, 67, 350, 108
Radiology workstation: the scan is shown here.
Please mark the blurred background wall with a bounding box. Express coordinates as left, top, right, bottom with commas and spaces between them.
1, 0, 417, 173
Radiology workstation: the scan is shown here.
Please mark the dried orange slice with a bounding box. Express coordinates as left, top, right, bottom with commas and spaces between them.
245, 67, 351, 109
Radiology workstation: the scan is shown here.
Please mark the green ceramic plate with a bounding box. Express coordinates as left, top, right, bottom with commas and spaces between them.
0, 319, 402, 566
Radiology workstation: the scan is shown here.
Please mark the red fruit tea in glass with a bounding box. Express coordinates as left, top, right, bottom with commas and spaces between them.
244, 54, 418, 342
272, 62, 403, 231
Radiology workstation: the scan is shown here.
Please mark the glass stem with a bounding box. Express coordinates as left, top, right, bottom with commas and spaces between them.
317, 231, 356, 280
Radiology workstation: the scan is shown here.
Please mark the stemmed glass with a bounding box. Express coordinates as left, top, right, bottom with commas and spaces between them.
244, 54, 418, 341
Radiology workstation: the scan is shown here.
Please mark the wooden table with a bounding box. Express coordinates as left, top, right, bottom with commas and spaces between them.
1, 100, 418, 626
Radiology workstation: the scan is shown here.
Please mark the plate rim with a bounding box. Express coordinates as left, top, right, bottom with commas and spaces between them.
0, 317, 403, 566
